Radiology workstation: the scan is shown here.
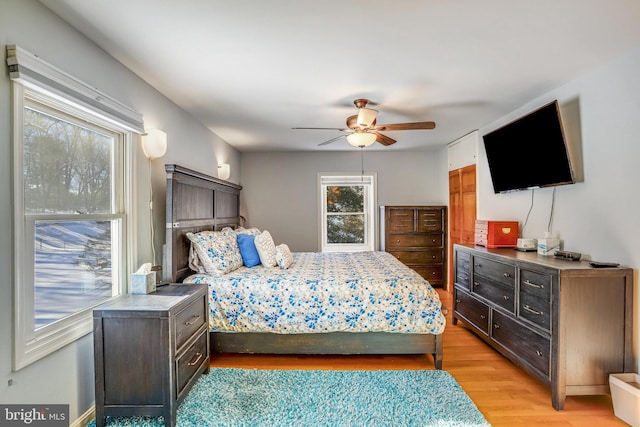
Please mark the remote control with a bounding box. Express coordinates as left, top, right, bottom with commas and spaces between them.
553, 250, 582, 261
589, 261, 620, 268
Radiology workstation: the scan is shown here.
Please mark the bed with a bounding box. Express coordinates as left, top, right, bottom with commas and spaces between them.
163, 164, 445, 368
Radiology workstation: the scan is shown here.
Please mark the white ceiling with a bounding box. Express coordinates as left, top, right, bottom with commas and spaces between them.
40, 0, 640, 152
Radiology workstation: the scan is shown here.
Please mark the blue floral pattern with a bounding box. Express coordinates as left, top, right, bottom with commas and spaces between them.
184, 251, 446, 334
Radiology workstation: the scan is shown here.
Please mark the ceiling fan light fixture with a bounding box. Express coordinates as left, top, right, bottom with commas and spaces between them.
356, 107, 378, 128
347, 132, 377, 148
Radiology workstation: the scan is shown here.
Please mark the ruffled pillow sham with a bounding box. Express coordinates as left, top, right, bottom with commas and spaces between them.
186, 228, 243, 275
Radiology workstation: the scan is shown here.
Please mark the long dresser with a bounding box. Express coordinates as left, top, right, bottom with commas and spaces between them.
382, 206, 447, 287
452, 244, 633, 410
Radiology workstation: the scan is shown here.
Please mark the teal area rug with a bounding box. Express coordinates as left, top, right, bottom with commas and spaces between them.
91, 368, 490, 426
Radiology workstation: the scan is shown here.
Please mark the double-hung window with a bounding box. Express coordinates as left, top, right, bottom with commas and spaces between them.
9, 46, 142, 369
319, 174, 377, 252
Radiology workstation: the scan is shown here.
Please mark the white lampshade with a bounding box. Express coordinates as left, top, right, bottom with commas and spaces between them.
347, 132, 377, 148
218, 163, 231, 180
356, 107, 378, 127
142, 129, 167, 159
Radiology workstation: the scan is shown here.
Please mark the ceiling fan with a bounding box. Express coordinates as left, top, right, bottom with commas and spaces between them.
292, 98, 436, 147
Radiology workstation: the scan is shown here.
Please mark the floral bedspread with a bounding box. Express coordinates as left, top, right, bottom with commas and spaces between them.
184, 251, 446, 335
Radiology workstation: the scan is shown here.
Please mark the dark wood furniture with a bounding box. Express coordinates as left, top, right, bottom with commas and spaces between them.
164, 164, 443, 369
164, 164, 243, 283
382, 205, 447, 288
452, 244, 634, 410
93, 284, 209, 427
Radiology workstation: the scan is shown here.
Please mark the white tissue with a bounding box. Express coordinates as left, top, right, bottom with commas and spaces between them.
135, 263, 153, 275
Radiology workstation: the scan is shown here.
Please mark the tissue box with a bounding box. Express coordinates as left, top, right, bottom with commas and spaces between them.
537, 237, 561, 256
131, 272, 156, 294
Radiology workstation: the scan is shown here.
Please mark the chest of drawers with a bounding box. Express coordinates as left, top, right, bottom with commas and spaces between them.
453, 244, 633, 410
93, 284, 209, 427
382, 206, 447, 287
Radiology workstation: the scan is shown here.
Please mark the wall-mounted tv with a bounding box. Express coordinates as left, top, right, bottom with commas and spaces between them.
483, 100, 575, 193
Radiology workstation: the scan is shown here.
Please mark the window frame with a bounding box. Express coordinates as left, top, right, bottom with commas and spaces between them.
318, 173, 377, 252
12, 83, 133, 370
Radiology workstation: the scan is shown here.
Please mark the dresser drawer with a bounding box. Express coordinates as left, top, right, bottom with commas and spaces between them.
388, 234, 442, 248
413, 266, 443, 282
417, 209, 442, 233
176, 330, 209, 398
472, 256, 516, 288
175, 294, 207, 350
492, 311, 550, 377
455, 251, 471, 289
389, 249, 442, 264
455, 289, 489, 334
473, 275, 515, 313
520, 269, 553, 301
519, 293, 551, 331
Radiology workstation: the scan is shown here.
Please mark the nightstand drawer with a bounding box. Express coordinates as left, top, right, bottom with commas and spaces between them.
175, 293, 207, 350
176, 331, 209, 398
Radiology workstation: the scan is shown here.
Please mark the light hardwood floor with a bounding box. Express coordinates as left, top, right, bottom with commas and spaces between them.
210, 289, 626, 426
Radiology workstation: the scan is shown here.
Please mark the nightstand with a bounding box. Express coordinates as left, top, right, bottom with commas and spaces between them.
93, 284, 209, 427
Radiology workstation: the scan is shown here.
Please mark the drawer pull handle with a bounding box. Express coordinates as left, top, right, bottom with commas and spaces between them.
473, 282, 480, 287
396, 239, 401, 243
494, 324, 500, 329
503, 295, 510, 301
523, 280, 544, 289
475, 263, 481, 267
523, 305, 543, 316
480, 314, 486, 320
185, 315, 201, 326
536, 350, 544, 357
503, 272, 511, 278
187, 352, 204, 366
432, 255, 436, 259
455, 299, 461, 303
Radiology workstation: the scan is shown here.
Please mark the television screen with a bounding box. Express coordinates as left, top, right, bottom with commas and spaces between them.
483, 100, 574, 193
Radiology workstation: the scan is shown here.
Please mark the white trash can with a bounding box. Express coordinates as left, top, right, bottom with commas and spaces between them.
610, 373, 640, 426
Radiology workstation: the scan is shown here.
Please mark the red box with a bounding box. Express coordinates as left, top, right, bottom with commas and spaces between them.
475, 220, 519, 248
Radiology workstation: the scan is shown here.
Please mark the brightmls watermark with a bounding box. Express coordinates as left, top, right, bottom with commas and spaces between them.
0, 405, 68, 426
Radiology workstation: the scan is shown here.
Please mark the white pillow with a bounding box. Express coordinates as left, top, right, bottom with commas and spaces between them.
276, 244, 293, 269
254, 230, 277, 267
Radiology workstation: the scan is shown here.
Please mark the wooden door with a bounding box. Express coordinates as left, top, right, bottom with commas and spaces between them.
448, 164, 476, 291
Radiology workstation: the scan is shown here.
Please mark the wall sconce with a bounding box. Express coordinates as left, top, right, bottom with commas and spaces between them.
218, 163, 231, 180
142, 129, 168, 159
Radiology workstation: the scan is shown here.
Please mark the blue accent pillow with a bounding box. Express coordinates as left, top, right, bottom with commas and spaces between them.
236, 234, 261, 267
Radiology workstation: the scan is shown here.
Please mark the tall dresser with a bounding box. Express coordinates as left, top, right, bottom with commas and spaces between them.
381, 206, 447, 287
452, 244, 633, 410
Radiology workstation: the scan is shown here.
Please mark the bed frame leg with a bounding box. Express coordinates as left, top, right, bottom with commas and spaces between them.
433, 334, 443, 369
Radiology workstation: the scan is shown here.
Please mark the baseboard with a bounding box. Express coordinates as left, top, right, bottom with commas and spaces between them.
71, 405, 95, 427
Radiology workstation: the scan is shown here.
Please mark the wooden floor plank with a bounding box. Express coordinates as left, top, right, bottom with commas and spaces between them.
210, 289, 626, 426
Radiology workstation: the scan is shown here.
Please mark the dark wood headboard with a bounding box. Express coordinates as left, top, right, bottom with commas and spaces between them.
163, 164, 242, 283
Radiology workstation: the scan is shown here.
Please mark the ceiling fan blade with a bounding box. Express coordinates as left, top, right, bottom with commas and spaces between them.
292, 127, 349, 131
317, 134, 348, 146
376, 121, 436, 131
374, 132, 396, 146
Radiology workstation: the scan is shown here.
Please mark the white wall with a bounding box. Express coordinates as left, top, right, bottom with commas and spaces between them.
240, 150, 448, 252
476, 48, 640, 367
0, 0, 239, 423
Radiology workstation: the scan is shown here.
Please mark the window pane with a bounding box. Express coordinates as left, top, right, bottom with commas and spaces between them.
326, 185, 364, 213
23, 107, 113, 214
327, 215, 365, 244
34, 220, 117, 329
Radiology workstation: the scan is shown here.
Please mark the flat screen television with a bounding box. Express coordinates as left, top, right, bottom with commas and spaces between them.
483, 100, 575, 193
